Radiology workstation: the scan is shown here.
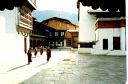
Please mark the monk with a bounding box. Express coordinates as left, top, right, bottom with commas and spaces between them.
34, 47, 37, 57
46, 46, 51, 62
40, 46, 43, 55
27, 48, 32, 64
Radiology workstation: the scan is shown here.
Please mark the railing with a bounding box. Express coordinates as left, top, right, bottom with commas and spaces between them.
32, 30, 49, 36
19, 5, 33, 30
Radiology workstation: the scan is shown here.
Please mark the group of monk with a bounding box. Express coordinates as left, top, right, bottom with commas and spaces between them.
27, 46, 51, 65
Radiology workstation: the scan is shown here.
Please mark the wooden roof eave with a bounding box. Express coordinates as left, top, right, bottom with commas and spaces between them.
0, 0, 36, 11
78, 0, 125, 13
87, 10, 125, 17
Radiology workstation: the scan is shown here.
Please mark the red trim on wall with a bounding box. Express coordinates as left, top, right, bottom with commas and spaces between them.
120, 20, 126, 27
24, 37, 27, 53
96, 20, 126, 28
96, 21, 119, 28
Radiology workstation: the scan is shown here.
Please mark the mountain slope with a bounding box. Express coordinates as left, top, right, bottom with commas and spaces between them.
32, 10, 78, 25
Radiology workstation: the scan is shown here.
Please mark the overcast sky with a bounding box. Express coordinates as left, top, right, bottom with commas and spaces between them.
36, 0, 78, 14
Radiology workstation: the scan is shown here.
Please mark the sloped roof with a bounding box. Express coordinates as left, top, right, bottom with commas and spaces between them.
42, 17, 72, 24
42, 17, 78, 26
33, 20, 56, 31
77, 0, 125, 13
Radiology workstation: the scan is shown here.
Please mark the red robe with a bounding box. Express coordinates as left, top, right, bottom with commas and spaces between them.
40, 47, 43, 55
27, 50, 32, 63
46, 48, 51, 61
34, 48, 37, 56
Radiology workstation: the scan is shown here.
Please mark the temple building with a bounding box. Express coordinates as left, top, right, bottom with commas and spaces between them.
41, 17, 79, 48
0, 0, 36, 72
77, 1, 126, 55
30, 18, 56, 49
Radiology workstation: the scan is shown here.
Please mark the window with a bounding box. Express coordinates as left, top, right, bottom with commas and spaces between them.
61, 32, 64, 36
56, 42, 58, 46
55, 32, 58, 36
103, 39, 108, 50
67, 39, 71, 46
49, 32, 52, 36
113, 37, 120, 50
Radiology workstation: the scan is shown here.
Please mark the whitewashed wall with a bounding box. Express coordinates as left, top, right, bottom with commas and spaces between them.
92, 28, 126, 55
78, 3, 96, 53
79, 4, 96, 42
0, 8, 29, 72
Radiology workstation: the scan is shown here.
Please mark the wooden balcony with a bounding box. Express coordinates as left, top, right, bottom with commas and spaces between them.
19, 5, 33, 29
17, 5, 34, 36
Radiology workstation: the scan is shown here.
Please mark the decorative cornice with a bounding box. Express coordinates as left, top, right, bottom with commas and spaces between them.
78, 0, 125, 13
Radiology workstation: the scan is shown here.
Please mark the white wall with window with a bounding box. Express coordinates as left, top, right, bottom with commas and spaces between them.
78, 2, 126, 55
92, 28, 126, 55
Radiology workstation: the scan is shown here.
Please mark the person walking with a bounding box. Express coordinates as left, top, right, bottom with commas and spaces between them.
46, 46, 51, 62
34, 47, 37, 57
40, 46, 43, 55
27, 48, 32, 64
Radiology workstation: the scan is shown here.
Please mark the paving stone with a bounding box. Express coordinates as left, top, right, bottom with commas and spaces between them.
54, 80, 67, 84
43, 76, 60, 81
18, 49, 126, 84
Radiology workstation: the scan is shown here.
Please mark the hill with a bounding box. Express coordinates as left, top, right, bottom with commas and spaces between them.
32, 10, 79, 25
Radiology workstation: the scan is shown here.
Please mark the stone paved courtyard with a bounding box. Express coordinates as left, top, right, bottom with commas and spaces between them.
18, 49, 126, 84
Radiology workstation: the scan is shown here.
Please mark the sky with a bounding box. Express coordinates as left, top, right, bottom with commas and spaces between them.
36, 0, 78, 14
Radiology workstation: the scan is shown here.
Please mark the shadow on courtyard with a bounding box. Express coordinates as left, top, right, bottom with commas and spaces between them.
19, 54, 126, 84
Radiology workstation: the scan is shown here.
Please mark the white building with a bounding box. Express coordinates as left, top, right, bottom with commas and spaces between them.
0, 0, 36, 72
78, 2, 126, 55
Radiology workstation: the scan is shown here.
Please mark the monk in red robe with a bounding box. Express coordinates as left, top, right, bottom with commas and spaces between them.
34, 47, 37, 57
46, 46, 51, 62
40, 46, 43, 55
27, 48, 32, 64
